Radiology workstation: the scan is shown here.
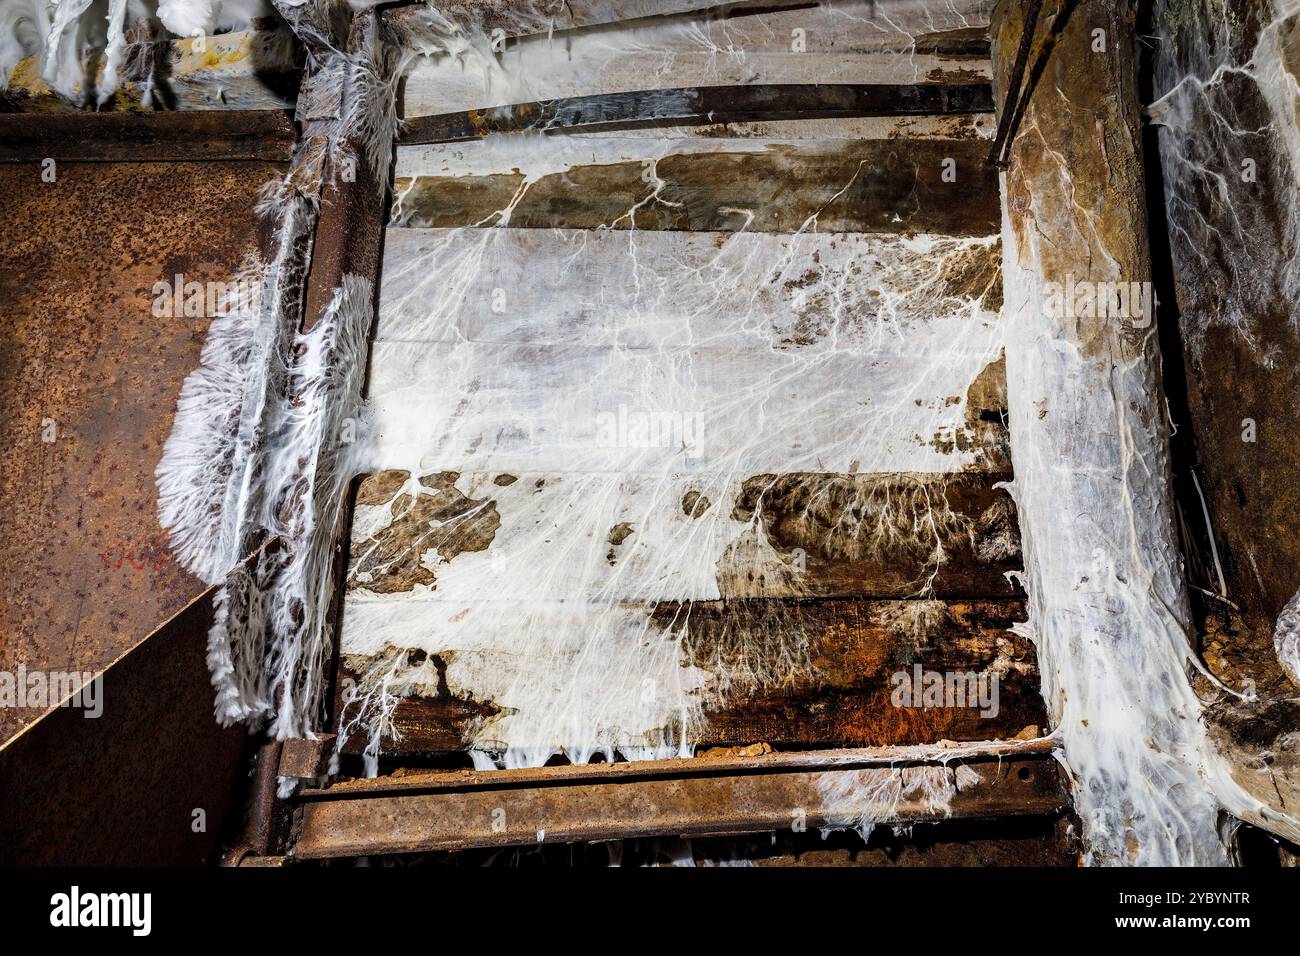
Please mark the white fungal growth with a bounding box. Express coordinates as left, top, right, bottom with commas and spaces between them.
206, 273, 373, 737
1, 0, 270, 103
1273, 587, 1300, 687
332, 2, 1007, 766
154, 258, 268, 584
156, 16, 399, 740
817, 762, 980, 842
1148, 0, 1300, 356
341, 213, 1007, 767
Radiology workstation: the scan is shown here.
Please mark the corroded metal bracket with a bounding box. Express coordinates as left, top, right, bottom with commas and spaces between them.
290, 740, 1063, 858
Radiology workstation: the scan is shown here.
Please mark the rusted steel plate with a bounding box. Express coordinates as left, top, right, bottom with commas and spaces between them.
400, 84, 995, 145
392, 137, 999, 235
338, 597, 1040, 755
0, 110, 295, 162
292, 751, 1064, 857
0, 583, 246, 866
0, 159, 283, 742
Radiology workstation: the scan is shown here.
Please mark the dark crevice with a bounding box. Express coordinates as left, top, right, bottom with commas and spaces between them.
1135, 5, 1219, 644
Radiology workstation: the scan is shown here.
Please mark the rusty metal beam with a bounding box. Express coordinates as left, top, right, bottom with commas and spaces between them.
400, 84, 995, 145
291, 739, 1062, 858
310, 736, 1056, 796
0, 110, 296, 163
280, 734, 337, 778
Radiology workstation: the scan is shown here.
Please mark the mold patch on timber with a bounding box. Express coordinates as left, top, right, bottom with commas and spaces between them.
348, 471, 502, 594
655, 597, 1042, 748
682, 490, 711, 517
719, 472, 1021, 599
337, 647, 502, 755
341, 596, 1043, 755
923, 352, 1010, 471
778, 239, 1002, 348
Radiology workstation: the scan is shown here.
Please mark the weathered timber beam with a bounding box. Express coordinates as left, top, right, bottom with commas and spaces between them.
337, 596, 1042, 756
392, 137, 1000, 235
0, 109, 296, 162
387, 0, 817, 42
291, 748, 1064, 857
400, 84, 995, 144
346, 471, 1020, 603
387, 0, 994, 48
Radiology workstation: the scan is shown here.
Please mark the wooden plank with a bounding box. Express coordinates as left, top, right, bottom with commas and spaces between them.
0, 26, 300, 113
293, 753, 1062, 858
391, 136, 999, 234
344, 471, 1021, 603
388, 0, 867, 42
0, 110, 296, 162
370, 228, 1007, 478
679, 598, 1039, 748
377, 227, 1002, 346
400, 84, 994, 144
337, 595, 1038, 755
341, 216, 1015, 758
396, 2, 991, 116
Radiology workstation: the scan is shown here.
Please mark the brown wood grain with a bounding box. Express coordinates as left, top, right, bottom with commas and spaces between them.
392, 138, 1000, 236
337, 596, 1039, 756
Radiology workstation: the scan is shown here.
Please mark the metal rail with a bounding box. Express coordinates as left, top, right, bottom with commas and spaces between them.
291, 739, 1062, 858
401, 83, 995, 145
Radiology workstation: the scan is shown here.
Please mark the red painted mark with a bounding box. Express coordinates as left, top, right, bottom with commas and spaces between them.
100, 533, 172, 573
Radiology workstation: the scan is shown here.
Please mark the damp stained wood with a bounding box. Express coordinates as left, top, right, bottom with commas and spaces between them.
392, 137, 999, 235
